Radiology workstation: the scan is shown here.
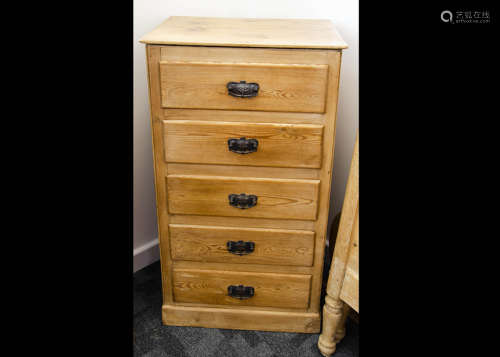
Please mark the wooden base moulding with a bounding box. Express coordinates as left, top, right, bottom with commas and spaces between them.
162, 304, 321, 333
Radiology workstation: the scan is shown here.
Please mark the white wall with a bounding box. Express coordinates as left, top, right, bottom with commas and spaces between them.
133, 0, 359, 271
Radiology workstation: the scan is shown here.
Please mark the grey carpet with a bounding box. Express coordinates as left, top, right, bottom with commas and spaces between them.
134, 261, 358, 357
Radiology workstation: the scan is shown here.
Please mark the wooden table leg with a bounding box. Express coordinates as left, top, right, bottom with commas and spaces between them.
334, 302, 350, 343
318, 296, 345, 356
318, 133, 358, 356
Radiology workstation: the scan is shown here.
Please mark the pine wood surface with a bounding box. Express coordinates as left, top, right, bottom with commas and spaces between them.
339, 210, 359, 312
160, 46, 331, 65
172, 268, 312, 309
162, 305, 321, 333
166, 174, 320, 220
140, 16, 348, 49
326, 136, 359, 303
167, 163, 321, 180
163, 108, 324, 125
142, 17, 346, 333
162, 120, 324, 168
169, 224, 315, 266
318, 134, 358, 356
160, 61, 328, 113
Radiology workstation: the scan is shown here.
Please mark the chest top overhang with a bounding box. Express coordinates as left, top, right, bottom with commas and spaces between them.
139, 16, 348, 50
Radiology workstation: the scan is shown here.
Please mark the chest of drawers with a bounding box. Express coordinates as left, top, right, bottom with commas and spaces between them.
140, 16, 347, 333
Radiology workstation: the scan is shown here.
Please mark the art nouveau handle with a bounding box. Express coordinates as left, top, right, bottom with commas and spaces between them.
228, 285, 255, 300
228, 193, 258, 209
228, 137, 258, 154
227, 240, 255, 255
227, 81, 259, 98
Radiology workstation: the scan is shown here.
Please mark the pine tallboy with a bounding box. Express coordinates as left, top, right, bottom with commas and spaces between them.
140, 16, 347, 333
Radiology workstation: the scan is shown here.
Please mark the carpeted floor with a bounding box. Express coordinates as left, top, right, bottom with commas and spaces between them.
134, 261, 358, 357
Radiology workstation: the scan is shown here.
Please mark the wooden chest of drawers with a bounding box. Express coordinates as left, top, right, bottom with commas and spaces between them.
140, 16, 347, 333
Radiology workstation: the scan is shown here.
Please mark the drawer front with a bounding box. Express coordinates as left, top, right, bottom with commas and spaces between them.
173, 268, 311, 309
160, 62, 328, 113
166, 175, 320, 220
163, 120, 324, 169
169, 224, 315, 266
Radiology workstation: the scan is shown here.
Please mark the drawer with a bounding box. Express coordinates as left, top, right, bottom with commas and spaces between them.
169, 224, 315, 266
163, 120, 324, 168
159, 61, 328, 113
166, 175, 320, 220
172, 268, 311, 309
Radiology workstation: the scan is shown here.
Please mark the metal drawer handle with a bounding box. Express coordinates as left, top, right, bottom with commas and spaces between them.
227, 81, 259, 98
228, 137, 258, 154
227, 240, 255, 255
228, 285, 254, 300
228, 193, 257, 209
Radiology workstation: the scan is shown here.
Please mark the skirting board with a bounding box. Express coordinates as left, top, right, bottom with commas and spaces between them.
162, 304, 321, 333
133, 238, 160, 273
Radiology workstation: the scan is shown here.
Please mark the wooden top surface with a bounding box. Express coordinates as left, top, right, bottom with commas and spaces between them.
139, 16, 347, 49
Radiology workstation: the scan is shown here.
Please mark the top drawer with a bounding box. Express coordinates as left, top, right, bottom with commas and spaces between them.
159, 48, 329, 113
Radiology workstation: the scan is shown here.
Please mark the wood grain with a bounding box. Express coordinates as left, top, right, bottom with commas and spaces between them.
166, 174, 320, 220
318, 133, 358, 355
162, 120, 324, 168
339, 270, 358, 313
163, 304, 321, 333
308, 50, 343, 312
169, 224, 315, 266
326, 135, 359, 301
339, 210, 359, 312
145, 46, 174, 305
345, 213, 359, 277
143, 27, 346, 332
163, 108, 325, 125
167, 163, 320, 180
172, 268, 312, 309
169, 214, 316, 231
172, 260, 312, 275
140, 16, 348, 49
160, 62, 328, 113
161, 46, 331, 65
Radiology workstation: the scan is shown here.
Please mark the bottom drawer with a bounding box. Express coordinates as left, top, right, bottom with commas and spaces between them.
172, 268, 311, 309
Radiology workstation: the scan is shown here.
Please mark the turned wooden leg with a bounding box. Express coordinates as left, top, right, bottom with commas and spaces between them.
318, 296, 345, 357
334, 303, 350, 343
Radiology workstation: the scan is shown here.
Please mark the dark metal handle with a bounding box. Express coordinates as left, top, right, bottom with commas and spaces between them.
228, 193, 257, 209
227, 240, 255, 256
227, 81, 259, 98
228, 285, 254, 300
228, 137, 258, 154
